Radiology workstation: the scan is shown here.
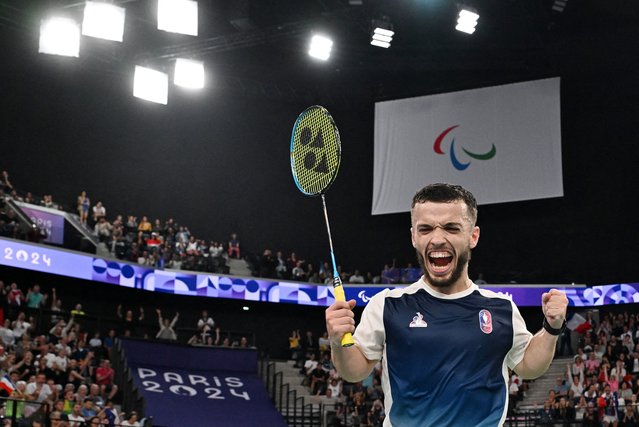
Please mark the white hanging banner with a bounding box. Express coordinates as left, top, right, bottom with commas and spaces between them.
372, 77, 563, 215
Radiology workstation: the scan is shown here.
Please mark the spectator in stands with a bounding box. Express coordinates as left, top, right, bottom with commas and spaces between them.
228, 232, 240, 259
7, 282, 24, 308
156, 309, 179, 341
318, 331, 330, 353
553, 396, 576, 424
103, 399, 120, 426
26, 284, 47, 309
41, 194, 56, 209
0, 318, 15, 348
380, 262, 398, 284
259, 249, 277, 278
117, 305, 144, 336
367, 399, 385, 427
349, 270, 365, 284
12, 311, 32, 339
275, 251, 288, 279
290, 259, 306, 281
538, 401, 554, 426
0, 170, 14, 192
309, 364, 329, 395
77, 191, 90, 225
95, 359, 118, 400
68, 403, 85, 426
94, 217, 113, 242
622, 404, 638, 426
121, 411, 141, 427
26, 372, 56, 404
289, 329, 302, 365
301, 352, 318, 377
81, 398, 97, 419
137, 216, 152, 233
197, 309, 215, 332
92, 202, 106, 224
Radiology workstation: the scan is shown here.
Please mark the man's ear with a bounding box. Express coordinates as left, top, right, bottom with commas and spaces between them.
470, 226, 480, 249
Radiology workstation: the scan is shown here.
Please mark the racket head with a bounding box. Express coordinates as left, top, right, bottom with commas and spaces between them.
290, 105, 341, 196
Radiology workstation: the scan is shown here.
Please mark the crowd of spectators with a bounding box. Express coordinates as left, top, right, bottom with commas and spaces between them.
536, 311, 639, 426
0, 275, 256, 427
288, 329, 385, 427
0, 171, 240, 276
0, 279, 127, 426
246, 249, 420, 289
2, 168, 427, 284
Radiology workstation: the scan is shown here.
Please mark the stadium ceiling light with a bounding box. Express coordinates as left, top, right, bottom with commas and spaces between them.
174, 58, 204, 89
39, 16, 81, 57
82, 1, 126, 42
308, 34, 333, 61
133, 65, 169, 105
157, 0, 198, 36
371, 18, 394, 49
552, 0, 568, 13
455, 8, 479, 35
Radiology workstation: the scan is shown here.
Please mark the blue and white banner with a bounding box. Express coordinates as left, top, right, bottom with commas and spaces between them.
121, 339, 286, 427
372, 77, 563, 214
3, 238, 639, 308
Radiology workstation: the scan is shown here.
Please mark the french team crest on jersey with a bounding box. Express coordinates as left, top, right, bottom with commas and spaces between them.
409, 312, 428, 328
479, 309, 493, 334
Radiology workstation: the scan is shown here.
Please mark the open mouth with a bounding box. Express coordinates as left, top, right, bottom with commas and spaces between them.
427, 250, 454, 273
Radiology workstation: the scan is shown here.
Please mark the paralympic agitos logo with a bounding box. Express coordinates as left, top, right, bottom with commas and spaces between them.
433, 125, 496, 171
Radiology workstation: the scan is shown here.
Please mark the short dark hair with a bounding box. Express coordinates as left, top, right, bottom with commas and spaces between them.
411, 183, 478, 225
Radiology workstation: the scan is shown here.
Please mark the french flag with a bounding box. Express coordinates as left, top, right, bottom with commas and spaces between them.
0, 375, 15, 394
566, 313, 592, 334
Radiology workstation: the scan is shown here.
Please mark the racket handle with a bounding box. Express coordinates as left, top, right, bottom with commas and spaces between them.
333, 279, 355, 347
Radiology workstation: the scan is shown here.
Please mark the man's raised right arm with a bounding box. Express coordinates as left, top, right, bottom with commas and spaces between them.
325, 299, 377, 383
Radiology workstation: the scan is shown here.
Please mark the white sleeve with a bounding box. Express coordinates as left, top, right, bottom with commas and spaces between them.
505, 300, 533, 369
352, 289, 388, 362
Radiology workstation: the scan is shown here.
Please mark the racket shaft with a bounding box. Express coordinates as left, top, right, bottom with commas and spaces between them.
333, 276, 354, 347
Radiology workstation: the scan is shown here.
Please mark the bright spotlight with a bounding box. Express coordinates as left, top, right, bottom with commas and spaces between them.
308, 35, 333, 61
552, 0, 568, 12
82, 1, 126, 42
371, 27, 394, 49
174, 58, 204, 89
456, 9, 479, 34
133, 66, 169, 105
158, 0, 198, 36
38, 17, 81, 57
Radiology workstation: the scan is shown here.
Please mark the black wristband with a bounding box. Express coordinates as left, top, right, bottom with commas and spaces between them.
543, 317, 566, 336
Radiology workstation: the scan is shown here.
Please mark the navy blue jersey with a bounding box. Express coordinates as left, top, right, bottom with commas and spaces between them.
354, 280, 532, 427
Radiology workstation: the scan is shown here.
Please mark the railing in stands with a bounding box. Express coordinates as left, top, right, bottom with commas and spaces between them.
111, 338, 151, 427
260, 357, 321, 427
0, 397, 48, 426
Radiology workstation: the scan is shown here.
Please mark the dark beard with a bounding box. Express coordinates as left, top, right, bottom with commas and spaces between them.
416, 247, 471, 289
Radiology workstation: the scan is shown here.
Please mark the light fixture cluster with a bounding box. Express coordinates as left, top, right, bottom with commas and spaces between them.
370, 18, 394, 49
38, 0, 201, 105
456, 8, 480, 35
37, 1, 487, 103
133, 59, 204, 105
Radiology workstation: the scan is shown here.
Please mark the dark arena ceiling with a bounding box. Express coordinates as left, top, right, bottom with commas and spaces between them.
2, 0, 638, 103
1, 0, 639, 285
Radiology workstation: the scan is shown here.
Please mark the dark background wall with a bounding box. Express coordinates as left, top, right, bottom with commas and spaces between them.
1, 1, 639, 286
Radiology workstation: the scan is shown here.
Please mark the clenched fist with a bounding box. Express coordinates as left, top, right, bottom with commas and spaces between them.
541, 289, 568, 329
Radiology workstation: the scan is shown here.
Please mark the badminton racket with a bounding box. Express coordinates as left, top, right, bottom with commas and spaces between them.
290, 105, 354, 347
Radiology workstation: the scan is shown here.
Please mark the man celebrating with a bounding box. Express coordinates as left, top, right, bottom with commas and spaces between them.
326, 183, 568, 426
